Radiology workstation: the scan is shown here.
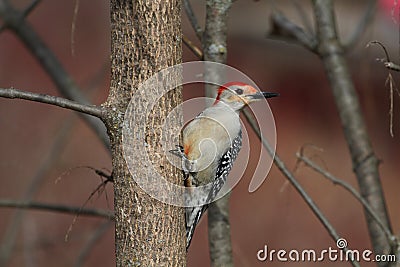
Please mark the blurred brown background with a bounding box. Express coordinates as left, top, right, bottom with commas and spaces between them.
0, 0, 399, 266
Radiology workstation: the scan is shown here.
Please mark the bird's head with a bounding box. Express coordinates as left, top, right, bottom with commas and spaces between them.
214, 82, 278, 110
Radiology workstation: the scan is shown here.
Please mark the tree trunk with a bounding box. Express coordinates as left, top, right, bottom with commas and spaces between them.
203, 1, 234, 266
312, 0, 393, 260
105, 0, 186, 266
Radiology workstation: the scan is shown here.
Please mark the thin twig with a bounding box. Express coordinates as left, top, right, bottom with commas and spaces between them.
0, 118, 73, 266
183, 0, 203, 41
71, 0, 80, 56
344, 0, 377, 50
387, 74, 395, 137
0, 88, 104, 118
22, 0, 41, 18
53, 166, 113, 241
296, 152, 396, 246
367, 40, 400, 71
366, 41, 400, 137
0, 0, 41, 32
243, 109, 360, 267
55, 166, 113, 185
74, 221, 113, 267
384, 61, 400, 71
291, 0, 313, 34
385, 73, 400, 137
65, 168, 113, 241
183, 35, 203, 59
367, 40, 391, 62
0, 0, 110, 149
269, 11, 317, 52
0, 200, 114, 220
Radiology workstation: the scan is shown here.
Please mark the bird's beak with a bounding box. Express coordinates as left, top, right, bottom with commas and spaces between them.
262, 92, 279, 98
249, 92, 279, 100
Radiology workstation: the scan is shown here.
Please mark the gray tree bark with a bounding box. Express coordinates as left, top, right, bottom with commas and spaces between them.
312, 0, 393, 261
203, 1, 234, 266
105, 1, 186, 266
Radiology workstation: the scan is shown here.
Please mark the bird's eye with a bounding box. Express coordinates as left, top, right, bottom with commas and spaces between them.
235, 88, 244, 95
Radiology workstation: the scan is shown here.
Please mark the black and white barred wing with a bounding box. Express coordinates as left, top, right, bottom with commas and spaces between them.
185, 131, 242, 250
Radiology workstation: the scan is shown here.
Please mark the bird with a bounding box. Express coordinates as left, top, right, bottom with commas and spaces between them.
170, 81, 278, 250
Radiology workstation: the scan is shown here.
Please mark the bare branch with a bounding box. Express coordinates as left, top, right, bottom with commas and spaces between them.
344, 0, 377, 50
313, 0, 393, 258
22, 0, 41, 18
269, 11, 317, 52
183, 35, 203, 59
243, 109, 360, 267
71, 0, 80, 56
55, 166, 113, 185
367, 40, 400, 71
291, 0, 313, 34
0, 0, 41, 32
243, 113, 334, 236
0, 88, 104, 118
203, 0, 231, 101
384, 61, 400, 71
0, 199, 114, 220
74, 221, 113, 267
388, 74, 395, 137
183, 0, 203, 41
385, 73, 400, 137
0, 0, 110, 149
0, 119, 73, 266
367, 41, 400, 137
269, 1, 394, 259
296, 152, 396, 246
204, 0, 234, 265
367, 40, 392, 61
63, 167, 113, 241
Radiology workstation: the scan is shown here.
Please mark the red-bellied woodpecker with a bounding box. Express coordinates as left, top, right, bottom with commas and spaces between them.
171, 82, 278, 250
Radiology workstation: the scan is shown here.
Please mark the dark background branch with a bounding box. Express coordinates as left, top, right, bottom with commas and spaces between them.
203, 0, 234, 266
74, 221, 113, 267
243, 109, 360, 267
270, 11, 317, 52
183, 0, 203, 41
312, 0, 393, 260
343, 0, 377, 50
0, 199, 114, 220
297, 152, 396, 245
0, 0, 109, 149
0, 88, 104, 118
183, 35, 203, 59
368, 41, 400, 71
0, 119, 73, 266
269, 0, 395, 260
